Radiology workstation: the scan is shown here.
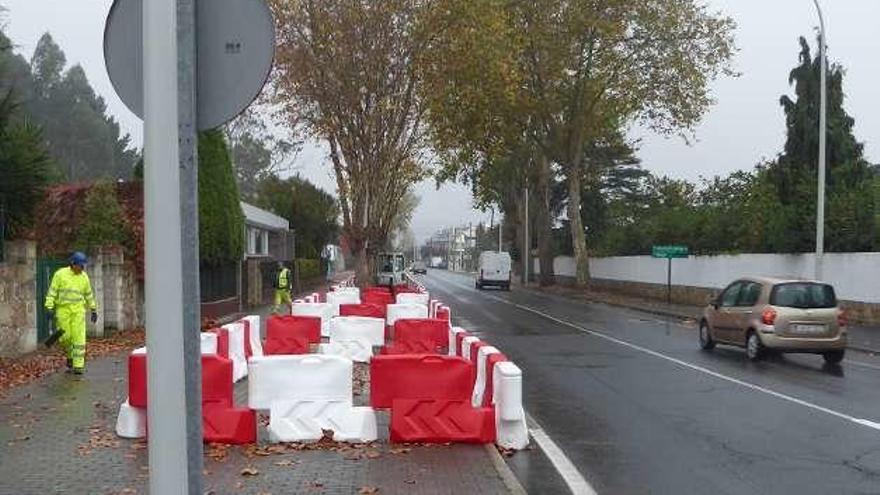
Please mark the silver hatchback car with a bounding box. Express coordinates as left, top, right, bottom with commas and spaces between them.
700, 277, 847, 363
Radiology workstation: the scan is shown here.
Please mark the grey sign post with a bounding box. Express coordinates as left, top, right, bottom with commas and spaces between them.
107, 0, 274, 492
652, 245, 689, 305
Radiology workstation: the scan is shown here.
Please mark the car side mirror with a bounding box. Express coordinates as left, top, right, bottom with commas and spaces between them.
708, 295, 719, 309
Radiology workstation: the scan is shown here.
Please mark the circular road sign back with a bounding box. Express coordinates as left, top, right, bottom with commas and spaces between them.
104, 0, 275, 130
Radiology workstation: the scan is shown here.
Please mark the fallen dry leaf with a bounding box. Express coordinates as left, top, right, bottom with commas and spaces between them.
359, 486, 380, 494
240, 467, 260, 477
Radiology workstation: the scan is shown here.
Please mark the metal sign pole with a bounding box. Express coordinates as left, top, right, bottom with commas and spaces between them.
143, 0, 203, 493
667, 257, 672, 305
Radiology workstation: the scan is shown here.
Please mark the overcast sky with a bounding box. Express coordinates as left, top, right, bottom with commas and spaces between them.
3, 0, 878, 242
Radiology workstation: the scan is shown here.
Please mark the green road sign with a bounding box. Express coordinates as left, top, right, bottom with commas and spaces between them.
652, 245, 689, 259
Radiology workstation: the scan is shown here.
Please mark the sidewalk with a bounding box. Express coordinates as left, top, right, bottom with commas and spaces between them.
520, 281, 880, 355
0, 272, 515, 495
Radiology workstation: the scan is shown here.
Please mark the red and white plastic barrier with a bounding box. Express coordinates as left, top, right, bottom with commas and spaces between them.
264, 315, 320, 355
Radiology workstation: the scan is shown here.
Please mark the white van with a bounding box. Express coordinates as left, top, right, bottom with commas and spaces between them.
476, 251, 512, 290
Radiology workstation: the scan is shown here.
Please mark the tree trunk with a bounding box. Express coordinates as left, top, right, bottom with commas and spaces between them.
535, 154, 555, 286
566, 170, 590, 286
512, 200, 525, 280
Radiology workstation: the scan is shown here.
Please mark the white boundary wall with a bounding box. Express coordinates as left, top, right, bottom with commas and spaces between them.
539, 253, 880, 304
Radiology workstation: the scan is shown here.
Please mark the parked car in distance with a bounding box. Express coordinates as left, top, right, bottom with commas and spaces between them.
412, 261, 427, 274
476, 251, 511, 291
700, 277, 847, 363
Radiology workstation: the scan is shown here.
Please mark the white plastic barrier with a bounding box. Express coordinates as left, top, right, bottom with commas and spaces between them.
396, 292, 430, 306
437, 304, 452, 327
291, 302, 334, 337
461, 336, 480, 360
200, 332, 218, 355
115, 399, 147, 438
493, 361, 529, 450
331, 316, 385, 347
247, 354, 353, 410
241, 314, 263, 357
304, 295, 316, 303
386, 303, 429, 328
333, 286, 360, 298
472, 345, 500, 407
268, 400, 377, 443
318, 341, 372, 363
429, 300, 442, 318
222, 322, 248, 382
449, 327, 467, 357
326, 290, 361, 316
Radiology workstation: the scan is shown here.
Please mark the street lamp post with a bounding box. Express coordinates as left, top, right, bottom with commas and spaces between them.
813, 0, 827, 281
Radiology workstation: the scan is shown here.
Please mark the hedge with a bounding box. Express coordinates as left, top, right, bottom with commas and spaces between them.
296, 258, 321, 281
198, 130, 244, 265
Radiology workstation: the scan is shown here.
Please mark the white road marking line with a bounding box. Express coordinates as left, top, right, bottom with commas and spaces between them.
436, 276, 880, 432
487, 293, 880, 432
430, 275, 598, 494
528, 414, 598, 495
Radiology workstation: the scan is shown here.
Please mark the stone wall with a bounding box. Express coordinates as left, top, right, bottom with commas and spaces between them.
0, 240, 37, 357
92, 246, 143, 336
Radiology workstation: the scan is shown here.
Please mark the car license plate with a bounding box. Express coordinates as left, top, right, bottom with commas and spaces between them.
790, 324, 826, 335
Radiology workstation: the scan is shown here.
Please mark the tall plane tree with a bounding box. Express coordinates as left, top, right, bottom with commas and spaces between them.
269, 0, 429, 283
423, 0, 736, 285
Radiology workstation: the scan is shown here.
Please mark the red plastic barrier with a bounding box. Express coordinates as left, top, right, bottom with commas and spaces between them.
340, 303, 386, 319
267, 315, 321, 343
436, 306, 450, 324
262, 336, 309, 355
370, 355, 474, 409
363, 292, 394, 307
455, 331, 471, 357
382, 318, 448, 355
469, 340, 487, 367
483, 353, 508, 407
364, 286, 392, 294
206, 328, 229, 358
202, 404, 257, 444
239, 320, 253, 358
128, 352, 148, 408
128, 353, 233, 408
390, 399, 495, 443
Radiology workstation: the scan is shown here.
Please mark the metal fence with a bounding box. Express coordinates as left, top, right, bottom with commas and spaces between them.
200, 263, 238, 302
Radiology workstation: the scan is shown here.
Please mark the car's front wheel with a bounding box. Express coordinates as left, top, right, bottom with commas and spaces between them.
823, 350, 845, 365
699, 321, 715, 350
746, 331, 764, 361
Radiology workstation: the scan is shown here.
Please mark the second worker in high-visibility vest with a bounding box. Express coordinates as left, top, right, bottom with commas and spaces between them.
274, 261, 293, 313
44, 251, 97, 375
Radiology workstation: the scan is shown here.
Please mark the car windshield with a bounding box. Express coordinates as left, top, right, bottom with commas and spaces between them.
770, 283, 837, 309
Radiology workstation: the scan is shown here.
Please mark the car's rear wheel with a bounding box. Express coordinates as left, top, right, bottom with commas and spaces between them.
823, 350, 845, 365
699, 321, 715, 350
746, 331, 764, 361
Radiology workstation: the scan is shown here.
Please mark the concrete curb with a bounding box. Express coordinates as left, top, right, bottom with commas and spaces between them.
484, 444, 528, 495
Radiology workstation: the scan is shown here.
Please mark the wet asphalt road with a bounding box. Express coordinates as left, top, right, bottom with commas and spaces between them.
421, 269, 880, 495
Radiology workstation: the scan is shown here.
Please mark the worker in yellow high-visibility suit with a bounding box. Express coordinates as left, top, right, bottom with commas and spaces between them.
273, 261, 292, 313
44, 252, 97, 375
